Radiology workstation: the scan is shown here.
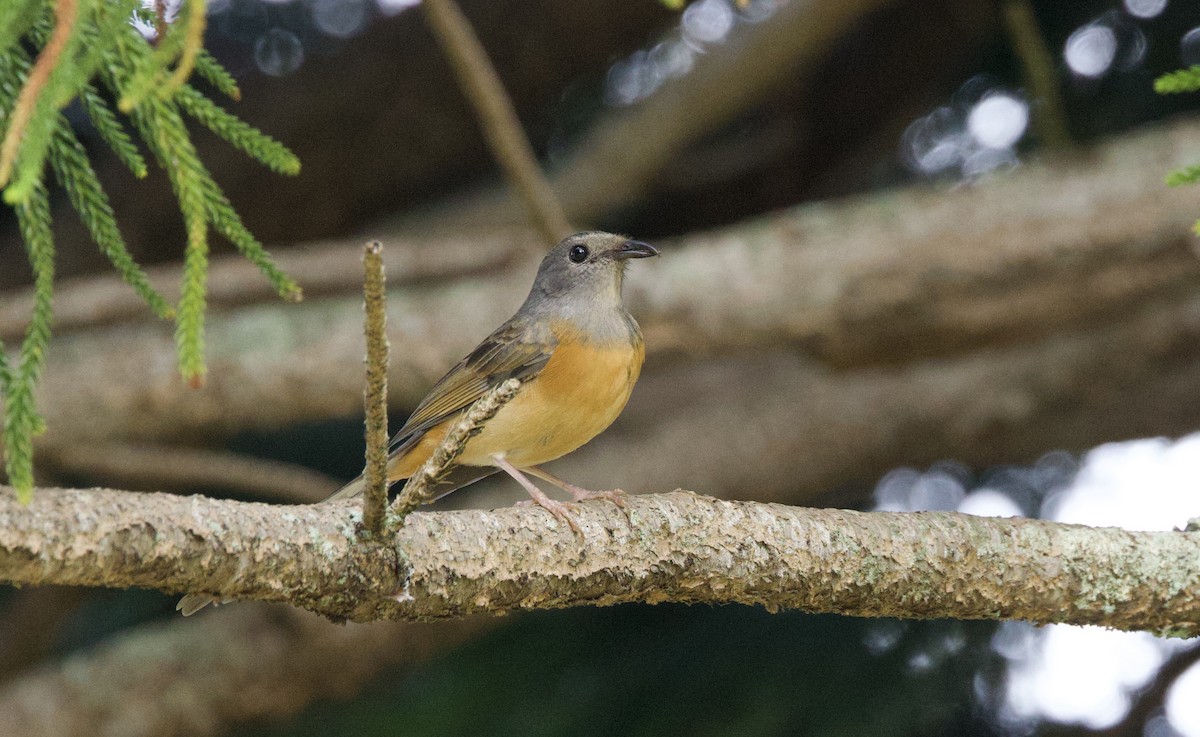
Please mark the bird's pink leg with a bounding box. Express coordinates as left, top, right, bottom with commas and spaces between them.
523, 465, 628, 507
491, 455, 583, 535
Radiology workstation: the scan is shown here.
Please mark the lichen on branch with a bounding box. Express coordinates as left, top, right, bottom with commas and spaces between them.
0, 486, 1197, 635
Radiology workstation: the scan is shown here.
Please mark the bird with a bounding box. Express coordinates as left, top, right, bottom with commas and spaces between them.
177, 231, 657, 615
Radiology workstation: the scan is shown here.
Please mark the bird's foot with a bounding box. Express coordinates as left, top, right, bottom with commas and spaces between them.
516, 487, 583, 536
492, 456, 590, 535
523, 465, 628, 508
566, 486, 628, 507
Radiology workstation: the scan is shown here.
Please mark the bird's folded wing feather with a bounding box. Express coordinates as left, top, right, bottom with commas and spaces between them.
389, 320, 556, 455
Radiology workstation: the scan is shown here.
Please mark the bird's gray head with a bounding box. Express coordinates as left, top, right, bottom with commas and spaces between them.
527, 232, 658, 308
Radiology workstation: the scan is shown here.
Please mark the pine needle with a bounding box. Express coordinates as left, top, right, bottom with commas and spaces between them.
164, 0, 207, 94
79, 84, 148, 178
176, 84, 300, 175
1166, 162, 1200, 188
5, 182, 55, 501
194, 49, 240, 100
0, 0, 43, 58
49, 121, 173, 319
0, 0, 302, 494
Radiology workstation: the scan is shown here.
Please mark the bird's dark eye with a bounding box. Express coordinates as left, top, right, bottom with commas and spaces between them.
568, 244, 589, 263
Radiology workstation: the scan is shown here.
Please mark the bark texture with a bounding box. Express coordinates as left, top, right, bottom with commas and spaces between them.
2, 487, 1197, 635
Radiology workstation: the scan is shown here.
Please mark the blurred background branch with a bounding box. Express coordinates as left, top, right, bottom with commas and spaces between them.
422, 0, 572, 243
0, 603, 491, 737
37, 440, 338, 503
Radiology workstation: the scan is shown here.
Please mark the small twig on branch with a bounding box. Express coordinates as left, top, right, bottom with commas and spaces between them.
0, 0, 78, 188
391, 378, 521, 519
361, 241, 390, 536
422, 0, 573, 245
1001, 0, 1072, 149
3, 486, 1199, 634
153, 0, 168, 45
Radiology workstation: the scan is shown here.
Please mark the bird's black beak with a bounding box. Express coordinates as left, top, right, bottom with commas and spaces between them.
611, 240, 659, 260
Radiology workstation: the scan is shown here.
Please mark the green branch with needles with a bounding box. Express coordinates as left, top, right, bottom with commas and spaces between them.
0, 0, 300, 501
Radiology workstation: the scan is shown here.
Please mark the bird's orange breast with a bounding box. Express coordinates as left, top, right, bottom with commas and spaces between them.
388, 329, 643, 479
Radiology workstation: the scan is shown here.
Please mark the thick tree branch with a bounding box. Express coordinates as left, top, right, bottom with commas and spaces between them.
2, 486, 1198, 634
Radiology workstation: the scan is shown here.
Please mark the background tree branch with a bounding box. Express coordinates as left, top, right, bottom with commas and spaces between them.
0, 604, 491, 737
405, 0, 907, 231
18, 119, 1200, 508
422, 0, 572, 243
2, 486, 1197, 634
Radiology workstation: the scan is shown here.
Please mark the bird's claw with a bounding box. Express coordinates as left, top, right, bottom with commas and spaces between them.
517, 496, 584, 536
568, 487, 628, 507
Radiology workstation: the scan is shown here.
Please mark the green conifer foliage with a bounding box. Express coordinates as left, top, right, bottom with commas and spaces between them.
1156, 65, 1200, 233
0, 0, 301, 500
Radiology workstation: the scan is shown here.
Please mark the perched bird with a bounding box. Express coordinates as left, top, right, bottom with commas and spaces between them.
178, 231, 657, 615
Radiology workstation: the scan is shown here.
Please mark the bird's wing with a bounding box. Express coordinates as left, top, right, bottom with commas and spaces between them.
389, 319, 556, 455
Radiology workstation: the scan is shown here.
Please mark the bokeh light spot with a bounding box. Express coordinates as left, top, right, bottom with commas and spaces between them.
254, 28, 304, 77
1124, 0, 1168, 18
967, 93, 1029, 149
682, 0, 734, 45
1166, 661, 1200, 737
1182, 27, 1200, 67
313, 0, 370, 38
957, 489, 1023, 518
1065, 23, 1118, 78
1003, 626, 1168, 729
376, 0, 420, 14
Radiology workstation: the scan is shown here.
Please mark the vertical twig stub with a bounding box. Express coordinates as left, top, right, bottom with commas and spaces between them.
422, 0, 573, 245
361, 241, 390, 536
391, 378, 521, 519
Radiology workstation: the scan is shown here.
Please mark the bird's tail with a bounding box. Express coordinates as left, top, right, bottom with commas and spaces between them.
177, 593, 220, 617
322, 473, 367, 503
178, 473, 369, 616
